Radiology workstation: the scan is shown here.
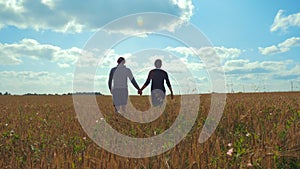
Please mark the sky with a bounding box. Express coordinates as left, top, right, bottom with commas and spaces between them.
0, 0, 300, 95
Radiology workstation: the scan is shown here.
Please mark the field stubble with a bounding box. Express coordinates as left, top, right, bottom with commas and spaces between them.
0, 92, 299, 168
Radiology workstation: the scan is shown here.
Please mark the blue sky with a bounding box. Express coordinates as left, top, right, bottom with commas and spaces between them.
0, 0, 300, 95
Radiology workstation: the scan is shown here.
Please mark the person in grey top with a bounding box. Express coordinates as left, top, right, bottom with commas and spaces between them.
108, 57, 140, 113
139, 59, 173, 106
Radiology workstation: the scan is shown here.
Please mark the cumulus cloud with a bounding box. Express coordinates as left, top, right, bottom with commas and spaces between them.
278, 37, 300, 52
165, 46, 194, 57
0, 39, 81, 66
212, 46, 243, 59
0, 0, 194, 33
258, 37, 300, 55
224, 59, 293, 75
101, 50, 132, 67
258, 45, 279, 55
165, 46, 242, 73
0, 55, 22, 65
0, 70, 73, 94
57, 63, 70, 68
0, 71, 49, 79
270, 10, 300, 32
75, 49, 134, 69
221, 58, 299, 92
165, 46, 243, 59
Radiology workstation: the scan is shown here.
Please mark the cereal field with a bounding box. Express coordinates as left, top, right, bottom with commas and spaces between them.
0, 92, 299, 168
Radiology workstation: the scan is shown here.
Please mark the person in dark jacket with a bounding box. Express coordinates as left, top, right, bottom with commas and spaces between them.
139, 59, 173, 106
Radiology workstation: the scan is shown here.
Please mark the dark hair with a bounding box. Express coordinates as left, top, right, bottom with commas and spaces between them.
117, 57, 125, 64
154, 59, 162, 68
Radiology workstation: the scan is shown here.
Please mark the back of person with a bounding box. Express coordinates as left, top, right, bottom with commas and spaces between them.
149, 69, 168, 93
108, 57, 141, 113
139, 59, 173, 107
111, 65, 132, 89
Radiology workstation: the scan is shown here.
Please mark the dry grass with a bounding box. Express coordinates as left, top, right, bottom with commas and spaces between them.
0, 92, 299, 168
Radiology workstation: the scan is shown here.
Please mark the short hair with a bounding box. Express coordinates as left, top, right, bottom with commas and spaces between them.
154, 59, 162, 68
117, 57, 125, 64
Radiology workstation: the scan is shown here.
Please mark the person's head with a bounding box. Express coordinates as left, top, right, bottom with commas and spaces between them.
117, 57, 125, 65
154, 59, 162, 68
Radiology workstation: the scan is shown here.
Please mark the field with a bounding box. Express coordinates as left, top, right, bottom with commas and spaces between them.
0, 92, 299, 168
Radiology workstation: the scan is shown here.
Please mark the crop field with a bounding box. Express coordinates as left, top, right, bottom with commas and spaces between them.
0, 92, 299, 168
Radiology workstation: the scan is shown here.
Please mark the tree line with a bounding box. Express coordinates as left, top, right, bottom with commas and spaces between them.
0, 92, 103, 96
0, 92, 11, 95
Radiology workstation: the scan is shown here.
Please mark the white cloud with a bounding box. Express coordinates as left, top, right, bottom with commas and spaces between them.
76, 49, 134, 68
165, 46, 243, 59
128, 52, 202, 73
213, 46, 243, 59
0, 0, 194, 33
270, 10, 300, 32
224, 59, 299, 92
0, 0, 25, 13
165, 46, 194, 57
165, 46, 242, 74
260, 60, 292, 71
57, 63, 70, 68
164, 58, 195, 73
0, 54, 22, 65
102, 50, 132, 67
258, 37, 300, 55
0, 70, 73, 94
278, 37, 300, 51
258, 45, 279, 55
224, 59, 293, 75
170, 0, 194, 20
0, 39, 81, 66
40, 0, 55, 10
224, 59, 254, 72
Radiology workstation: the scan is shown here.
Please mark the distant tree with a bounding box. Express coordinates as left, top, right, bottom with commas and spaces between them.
95, 92, 103, 95
0, 92, 2, 95
4, 92, 10, 95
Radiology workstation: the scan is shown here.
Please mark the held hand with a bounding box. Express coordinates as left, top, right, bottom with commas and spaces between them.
138, 89, 143, 96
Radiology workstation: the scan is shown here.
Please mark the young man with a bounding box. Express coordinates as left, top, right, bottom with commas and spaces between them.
139, 59, 173, 106
108, 57, 140, 113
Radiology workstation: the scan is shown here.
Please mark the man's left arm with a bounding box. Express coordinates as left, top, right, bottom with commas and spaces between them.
128, 69, 140, 90
165, 73, 174, 99
108, 69, 114, 93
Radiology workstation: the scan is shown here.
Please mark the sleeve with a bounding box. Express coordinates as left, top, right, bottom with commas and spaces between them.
130, 78, 140, 90
108, 68, 114, 91
127, 68, 134, 81
165, 72, 171, 88
143, 71, 151, 87
127, 68, 140, 90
